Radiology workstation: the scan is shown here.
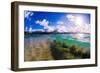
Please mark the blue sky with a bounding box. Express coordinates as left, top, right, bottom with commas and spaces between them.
24, 10, 90, 33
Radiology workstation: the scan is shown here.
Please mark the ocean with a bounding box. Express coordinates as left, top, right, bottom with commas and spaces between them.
24, 33, 90, 49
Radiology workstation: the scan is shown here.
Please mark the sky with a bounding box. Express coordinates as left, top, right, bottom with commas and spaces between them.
24, 10, 90, 33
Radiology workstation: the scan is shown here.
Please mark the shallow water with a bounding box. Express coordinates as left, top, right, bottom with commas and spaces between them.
24, 33, 90, 49
24, 33, 90, 61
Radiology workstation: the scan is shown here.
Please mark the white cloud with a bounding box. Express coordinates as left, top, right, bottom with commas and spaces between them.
24, 11, 34, 19
35, 18, 90, 33
35, 19, 54, 32
65, 23, 90, 33
56, 24, 68, 32
56, 21, 68, 32
75, 16, 84, 26
35, 19, 49, 27
73, 16, 90, 33
25, 26, 28, 31
44, 26, 55, 32
29, 27, 33, 32
66, 15, 90, 33
66, 14, 75, 22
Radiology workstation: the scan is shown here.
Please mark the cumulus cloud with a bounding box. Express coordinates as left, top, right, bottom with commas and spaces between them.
25, 26, 28, 31
44, 26, 55, 32
74, 16, 90, 33
66, 14, 75, 22
35, 19, 55, 32
29, 27, 33, 32
66, 23, 90, 33
75, 16, 84, 26
66, 15, 90, 33
56, 21, 68, 32
35, 17, 90, 33
56, 24, 68, 32
35, 19, 49, 27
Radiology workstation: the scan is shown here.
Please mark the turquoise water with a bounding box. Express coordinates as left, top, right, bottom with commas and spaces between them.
24, 33, 90, 49
50, 34, 90, 49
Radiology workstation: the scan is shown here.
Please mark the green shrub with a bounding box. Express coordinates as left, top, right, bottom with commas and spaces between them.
50, 39, 90, 60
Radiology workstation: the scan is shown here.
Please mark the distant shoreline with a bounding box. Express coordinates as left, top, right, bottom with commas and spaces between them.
24, 32, 90, 35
